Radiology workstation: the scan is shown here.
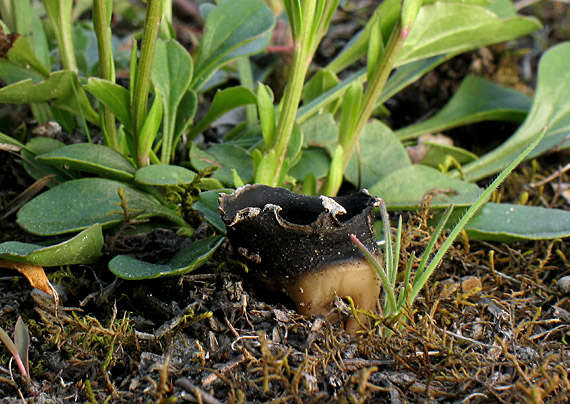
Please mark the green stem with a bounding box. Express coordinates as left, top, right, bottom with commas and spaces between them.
270, 0, 317, 186
93, 0, 119, 151
132, 0, 163, 167
237, 57, 258, 129
342, 20, 405, 168
43, 0, 78, 73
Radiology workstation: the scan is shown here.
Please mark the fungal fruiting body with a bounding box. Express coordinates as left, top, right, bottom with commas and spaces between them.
284, 259, 380, 334
219, 184, 382, 334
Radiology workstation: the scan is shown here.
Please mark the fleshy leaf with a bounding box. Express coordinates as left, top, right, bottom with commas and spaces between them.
108, 235, 224, 280
36, 143, 136, 182
194, 189, 233, 233
0, 70, 98, 123
188, 87, 257, 140
190, 144, 254, 187
134, 164, 197, 186
151, 39, 193, 162
17, 178, 185, 235
21, 137, 73, 185
84, 78, 134, 134
191, 0, 275, 90
0, 224, 104, 265
397, 3, 541, 65
345, 120, 411, 189
463, 42, 570, 181
369, 165, 482, 209
395, 75, 532, 141
465, 203, 570, 241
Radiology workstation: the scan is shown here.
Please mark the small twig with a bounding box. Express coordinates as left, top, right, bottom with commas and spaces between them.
201, 354, 246, 387
530, 161, 570, 187
176, 377, 224, 404
445, 330, 497, 349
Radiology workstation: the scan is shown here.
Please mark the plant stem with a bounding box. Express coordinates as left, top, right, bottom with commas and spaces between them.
93, 0, 119, 151
132, 0, 163, 167
43, 0, 78, 73
342, 20, 405, 169
237, 57, 258, 129
269, 0, 317, 186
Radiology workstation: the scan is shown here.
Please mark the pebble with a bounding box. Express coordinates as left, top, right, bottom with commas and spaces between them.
557, 276, 570, 294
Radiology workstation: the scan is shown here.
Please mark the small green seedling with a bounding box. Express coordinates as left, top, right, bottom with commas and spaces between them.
0, 316, 30, 379
352, 127, 547, 324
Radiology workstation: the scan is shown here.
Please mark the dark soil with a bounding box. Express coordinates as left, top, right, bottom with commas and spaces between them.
1, 1, 570, 403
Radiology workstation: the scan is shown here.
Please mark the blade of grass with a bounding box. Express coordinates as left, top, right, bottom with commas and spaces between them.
409, 127, 547, 303
350, 234, 397, 316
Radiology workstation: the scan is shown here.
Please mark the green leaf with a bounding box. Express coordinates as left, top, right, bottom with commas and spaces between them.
36, 143, 136, 182
465, 203, 570, 241
396, 3, 541, 66
395, 76, 532, 141
463, 42, 570, 181
257, 82, 275, 147
13, 317, 29, 377
302, 69, 341, 114
135, 164, 197, 186
287, 123, 304, 167
173, 89, 198, 143
151, 39, 193, 163
17, 178, 185, 235
418, 142, 477, 168
321, 144, 344, 196
21, 137, 73, 184
188, 87, 257, 140
0, 33, 50, 79
0, 327, 18, 367
345, 120, 411, 189
84, 77, 134, 135
194, 189, 233, 233
254, 148, 277, 185
301, 113, 338, 149
108, 235, 224, 280
191, 0, 275, 90
0, 225, 104, 265
137, 87, 163, 162
369, 165, 482, 209
338, 81, 363, 149
190, 143, 255, 187
0, 70, 98, 123
289, 148, 331, 180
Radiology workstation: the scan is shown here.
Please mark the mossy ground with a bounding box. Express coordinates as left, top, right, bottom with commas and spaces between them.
1, 1, 569, 403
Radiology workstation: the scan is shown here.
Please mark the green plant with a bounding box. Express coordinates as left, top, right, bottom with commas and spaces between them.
352, 128, 546, 325
0, 0, 275, 277
0, 0, 569, 285
0, 316, 30, 379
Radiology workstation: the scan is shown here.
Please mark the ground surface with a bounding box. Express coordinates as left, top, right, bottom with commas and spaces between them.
1, 1, 570, 403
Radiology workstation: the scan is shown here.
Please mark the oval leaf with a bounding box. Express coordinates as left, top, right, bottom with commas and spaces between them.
466, 203, 570, 241
369, 165, 482, 209
395, 75, 532, 141
36, 143, 136, 181
108, 235, 224, 280
190, 144, 254, 187
463, 42, 570, 181
17, 178, 185, 235
192, 0, 275, 90
188, 87, 257, 140
135, 164, 197, 186
194, 189, 233, 233
345, 120, 411, 189
0, 225, 103, 266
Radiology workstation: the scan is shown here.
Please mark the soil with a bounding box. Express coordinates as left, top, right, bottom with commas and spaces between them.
1, 1, 570, 403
